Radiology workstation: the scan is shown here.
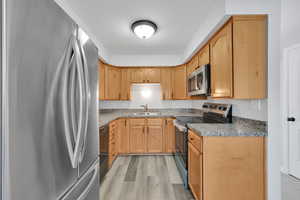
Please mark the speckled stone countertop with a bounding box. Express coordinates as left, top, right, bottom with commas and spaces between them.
187, 117, 267, 137
99, 109, 203, 127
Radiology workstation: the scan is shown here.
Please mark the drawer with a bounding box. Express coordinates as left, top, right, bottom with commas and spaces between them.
130, 118, 146, 126
147, 118, 163, 126
188, 130, 202, 152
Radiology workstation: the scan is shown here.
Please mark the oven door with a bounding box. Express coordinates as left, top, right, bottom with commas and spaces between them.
174, 123, 188, 169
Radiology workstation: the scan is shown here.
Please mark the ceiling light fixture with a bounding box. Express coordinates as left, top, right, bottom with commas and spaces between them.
131, 20, 157, 39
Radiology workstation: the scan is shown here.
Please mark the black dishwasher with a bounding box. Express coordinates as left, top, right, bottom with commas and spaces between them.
99, 124, 109, 183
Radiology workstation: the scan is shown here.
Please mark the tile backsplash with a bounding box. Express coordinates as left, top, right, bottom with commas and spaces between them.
99, 84, 267, 121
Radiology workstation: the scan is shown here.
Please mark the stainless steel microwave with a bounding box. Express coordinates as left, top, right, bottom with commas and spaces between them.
187, 64, 210, 96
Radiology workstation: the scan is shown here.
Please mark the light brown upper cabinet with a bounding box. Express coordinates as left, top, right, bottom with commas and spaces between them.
187, 55, 199, 76
120, 68, 131, 100
130, 68, 161, 83
210, 20, 233, 98
160, 68, 173, 100
105, 65, 121, 100
198, 45, 210, 67
144, 68, 161, 83
232, 15, 267, 99
130, 68, 144, 83
99, 61, 106, 100
172, 64, 187, 99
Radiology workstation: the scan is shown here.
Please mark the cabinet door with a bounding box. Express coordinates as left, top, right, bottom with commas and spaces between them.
118, 119, 130, 153
210, 21, 233, 98
198, 45, 210, 67
160, 68, 173, 100
144, 68, 161, 83
120, 69, 131, 100
187, 55, 199, 76
172, 65, 187, 99
99, 61, 106, 100
147, 125, 163, 153
203, 137, 265, 200
188, 142, 202, 200
130, 125, 146, 153
164, 118, 175, 153
233, 15, 267, 99
105, 66, 121, 100
130, 68, 144, 83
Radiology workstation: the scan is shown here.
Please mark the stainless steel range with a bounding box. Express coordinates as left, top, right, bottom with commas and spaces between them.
173, 102, 232, 188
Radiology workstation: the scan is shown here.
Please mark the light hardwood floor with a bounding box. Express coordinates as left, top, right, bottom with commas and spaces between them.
100, 155, 194, 200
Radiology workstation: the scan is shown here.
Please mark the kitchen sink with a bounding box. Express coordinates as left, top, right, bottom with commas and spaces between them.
133, 112, 160, 116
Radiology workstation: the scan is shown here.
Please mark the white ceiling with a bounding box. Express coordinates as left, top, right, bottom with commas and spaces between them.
55, 0, 227, 66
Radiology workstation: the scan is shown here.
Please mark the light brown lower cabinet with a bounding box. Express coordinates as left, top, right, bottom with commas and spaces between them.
188, 130, 265, 200
118, 118, 130, 153
188, 131, 203, 200
129, 119, 147, 153
164, 118, 175, 153
108, 121, 118, 168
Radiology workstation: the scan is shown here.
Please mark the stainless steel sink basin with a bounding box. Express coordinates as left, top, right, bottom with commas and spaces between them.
133, 112, 160, 116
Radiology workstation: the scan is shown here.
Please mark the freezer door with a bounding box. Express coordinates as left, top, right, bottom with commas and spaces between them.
59, 159, 99, 200
79, 40, 99, 176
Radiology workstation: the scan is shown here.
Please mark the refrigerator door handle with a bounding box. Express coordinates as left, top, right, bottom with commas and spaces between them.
62, 35, 85, 168
77, 37, 90, 163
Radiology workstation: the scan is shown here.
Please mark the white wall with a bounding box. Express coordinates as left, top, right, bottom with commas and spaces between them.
192, 99, 267, 121
281, 0, 300, 199
99, 84, 193, 109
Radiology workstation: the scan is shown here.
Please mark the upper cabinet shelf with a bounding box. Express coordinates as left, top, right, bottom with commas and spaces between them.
99, 15, 267, 101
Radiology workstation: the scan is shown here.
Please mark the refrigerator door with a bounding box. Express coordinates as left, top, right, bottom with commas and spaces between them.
78, 39, 99, 176
59, 159, 99, 200
7, 0, 78, 199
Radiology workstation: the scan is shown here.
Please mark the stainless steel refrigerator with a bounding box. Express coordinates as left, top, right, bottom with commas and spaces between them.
5, 0, 99, 199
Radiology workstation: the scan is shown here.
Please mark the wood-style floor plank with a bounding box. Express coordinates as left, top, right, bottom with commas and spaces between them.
100, 155, 194, 200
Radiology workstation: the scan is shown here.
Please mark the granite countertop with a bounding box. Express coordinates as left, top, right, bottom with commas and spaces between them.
187, 117, 267, 137
99, 109, 203, 127
99, 109, 267, 137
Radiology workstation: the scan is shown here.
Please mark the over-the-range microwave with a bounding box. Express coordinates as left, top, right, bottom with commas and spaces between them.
187, 64, 210, 96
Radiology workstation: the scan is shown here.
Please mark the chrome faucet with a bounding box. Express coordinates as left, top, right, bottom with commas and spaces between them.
140, 104, 149, 112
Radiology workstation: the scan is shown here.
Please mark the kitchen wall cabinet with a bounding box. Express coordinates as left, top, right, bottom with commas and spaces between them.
164, 118, 175, 153
203, 136, 265, 200
130, 68, 144, 83
130, 68, 161, 83
99, 61, 106, 100
144, 68, 161, 83
118, 118, 130, 154
187, 55, 199, 76
105, 65, 121, 100
120, 69, 131, 100
160, 68, 173, 100
232, 15, 267, 99
198, 45, 210, 67
210, 20, 233, 98
172, 64, 187, 99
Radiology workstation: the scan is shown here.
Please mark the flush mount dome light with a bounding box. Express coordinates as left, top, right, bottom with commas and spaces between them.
131, 20, 157, 39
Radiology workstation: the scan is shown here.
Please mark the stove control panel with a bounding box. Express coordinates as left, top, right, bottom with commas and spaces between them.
202, 102, 232, 117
